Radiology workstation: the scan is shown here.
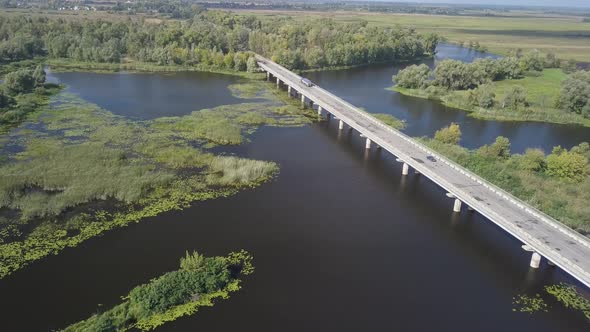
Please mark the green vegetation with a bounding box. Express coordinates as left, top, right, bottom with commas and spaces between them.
371, 113, 406, 130
513, 294, 548, 314
422, 125, 590, 234
434, 122, 462, 145
62, 250, 254, 331
0, 65, 64, 131
392, 54, 590, 126
0, 78, 312, 279
0, 9, 435, 73
545, 283, 590, 320
233, 9, 590, 62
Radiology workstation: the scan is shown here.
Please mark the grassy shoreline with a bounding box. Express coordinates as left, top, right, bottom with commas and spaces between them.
45, 58, 263, 79
391, 83, 590, 128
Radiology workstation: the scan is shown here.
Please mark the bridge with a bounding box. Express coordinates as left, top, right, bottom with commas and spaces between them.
256, 54, 590, 289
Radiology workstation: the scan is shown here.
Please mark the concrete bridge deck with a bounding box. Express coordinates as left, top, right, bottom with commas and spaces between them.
256, 54, 590, 288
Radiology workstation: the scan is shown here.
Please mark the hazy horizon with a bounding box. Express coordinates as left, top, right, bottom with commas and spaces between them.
363, 0, 590, 9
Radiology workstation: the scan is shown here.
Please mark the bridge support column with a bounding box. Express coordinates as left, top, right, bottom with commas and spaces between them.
301, 94, 306, 108
317, 106, 322, 116
287, 85, 292, 97
453, 199, 462, 213
276, 77, 280, 88
395, 158, 409, 176
530, 252, 541, 269
266, 72, 270, 81
339, 120, 344, 130
446, 193, 462, 212
522, 245, 542, 269
365, 138, 371, 149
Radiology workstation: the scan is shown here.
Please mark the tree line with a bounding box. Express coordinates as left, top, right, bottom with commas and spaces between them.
393, 50, 589, 118
0, 11, 438, 71
434, 122, 589, 183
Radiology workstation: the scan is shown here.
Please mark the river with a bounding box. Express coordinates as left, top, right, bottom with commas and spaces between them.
0, 44, 589, 331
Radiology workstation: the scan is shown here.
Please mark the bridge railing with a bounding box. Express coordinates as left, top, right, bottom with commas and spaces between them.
312, 85, 590, 252
258, 55, 590, 251
259, 57, 590, 284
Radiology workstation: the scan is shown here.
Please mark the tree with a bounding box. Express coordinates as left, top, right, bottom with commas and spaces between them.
561, 59, 578, 74
433, 59, 488, 90
546, 150, 588, 182
502, 86, 528, 110
478, 136, 511, 159
469, 84, 495, 108
32, 65, 46, 87
559, 71, 590, 116
393, 64, 431, 89
3, 69, 34, 95
434, 122, 461, 144
423, 33, 440, 55
544, 52, 560, 68
519, 50, 544, 72
519, 148, 546, 172
246, 56, 258, 73
233, 52, 248, 71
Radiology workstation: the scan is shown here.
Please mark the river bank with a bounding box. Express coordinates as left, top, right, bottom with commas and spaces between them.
1, 44, 590, 331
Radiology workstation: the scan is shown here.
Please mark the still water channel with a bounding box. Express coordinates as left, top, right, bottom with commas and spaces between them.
1, 45, 589, 331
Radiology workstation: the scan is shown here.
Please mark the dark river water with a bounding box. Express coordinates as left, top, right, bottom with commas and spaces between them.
1, 45, 589, 331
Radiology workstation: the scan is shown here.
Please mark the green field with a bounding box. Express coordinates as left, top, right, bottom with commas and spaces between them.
493, 69, 566, 106
225, 9, 590, 62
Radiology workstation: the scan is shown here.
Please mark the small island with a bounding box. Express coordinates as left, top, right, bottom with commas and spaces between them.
391, 51, 590, 127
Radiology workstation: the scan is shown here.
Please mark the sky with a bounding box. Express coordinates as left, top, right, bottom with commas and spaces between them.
367, 0, 590, 8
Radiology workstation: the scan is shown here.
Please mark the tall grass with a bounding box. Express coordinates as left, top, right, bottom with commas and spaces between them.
207, 156, 278, 186
0, 78, 312, 279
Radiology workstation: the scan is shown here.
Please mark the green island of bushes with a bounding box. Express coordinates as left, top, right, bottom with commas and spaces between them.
0, 73, 315, 279
392, 51, 590, 127
62, 250, 254, 331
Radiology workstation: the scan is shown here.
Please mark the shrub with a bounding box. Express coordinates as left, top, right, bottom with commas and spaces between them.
180, 251, 205, 271
478, 136, 511, 159
546, 150, 588, 182
434, 122, 461, 144
469, 84, 495, 108
246, 56, 258, 73
3, 69, 34, 95
519, 148, 546, 172
502, 86, 528, 110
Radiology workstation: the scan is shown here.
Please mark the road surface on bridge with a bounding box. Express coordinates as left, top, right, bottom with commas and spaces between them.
256, 54, 590, 288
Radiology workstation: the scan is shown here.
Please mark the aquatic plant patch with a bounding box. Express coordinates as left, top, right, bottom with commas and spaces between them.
0, 80, 313, 279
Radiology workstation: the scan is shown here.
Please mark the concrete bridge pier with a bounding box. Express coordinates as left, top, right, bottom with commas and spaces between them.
446, 193, 462, 212
276, 77, 280, 88
396, 158, 409, 175
402, 163, 409, 175
339, 120, 344, 130
453, 199, 462, 213
301, 94, 306, 108
266, 71, 270, 81
522, 245, 542, 269
317, 105, 322, 116
365, 138, 372, 149
287, 85, 292, 97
